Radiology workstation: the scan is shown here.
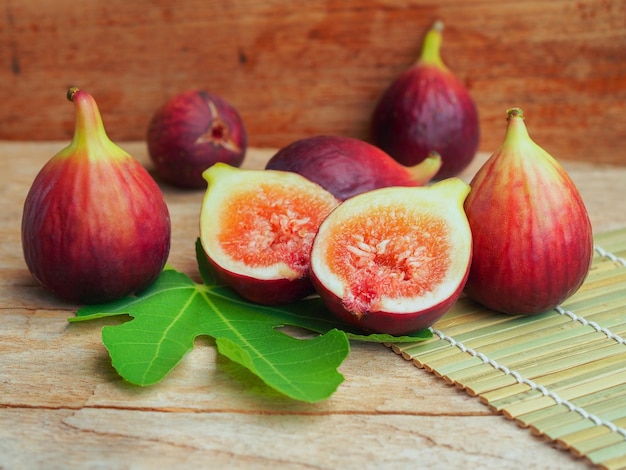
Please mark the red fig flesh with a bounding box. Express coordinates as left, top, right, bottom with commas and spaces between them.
199, 163, 340, 305
265, 134, 441, 201
310, 179, 472, 335
371, 20, 479, 179
147, 90, 247, 189
21, 88, 171, 304
463, 108, 593, 315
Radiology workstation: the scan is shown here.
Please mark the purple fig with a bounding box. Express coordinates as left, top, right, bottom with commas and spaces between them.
265, 134, 441, 201
147, 90, 247, 189
371, 20, 480, 179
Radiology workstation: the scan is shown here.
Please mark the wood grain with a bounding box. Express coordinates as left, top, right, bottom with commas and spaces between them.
1, 1, 625, 165
0, 407, 583, 469
3, 141, 625, 468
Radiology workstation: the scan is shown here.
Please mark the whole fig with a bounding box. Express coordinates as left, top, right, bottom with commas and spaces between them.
463, 108, 593, 315
265, 134, 441, 201
21, 88, 171, 304
371, 20, 479, 179
147, 90, 247, 189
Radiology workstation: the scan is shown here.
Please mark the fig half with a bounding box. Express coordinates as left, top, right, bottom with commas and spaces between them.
199, 163, 340, 305
310, 179, 472, 335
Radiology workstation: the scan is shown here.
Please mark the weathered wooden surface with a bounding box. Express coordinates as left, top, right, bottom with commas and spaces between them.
1, 1, 626, 165
2, 141, 626, 468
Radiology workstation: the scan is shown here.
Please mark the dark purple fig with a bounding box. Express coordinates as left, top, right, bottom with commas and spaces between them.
147, 90, 247, 189
265, 134, 441, 201
371, 20, 479, 179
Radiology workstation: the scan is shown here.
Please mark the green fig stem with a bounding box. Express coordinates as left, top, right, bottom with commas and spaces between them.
503, 107, 532, 147
65, 87, 115, 158
419, 20, 446, 69
501, 107, 560, 166
408, 151, 442, 184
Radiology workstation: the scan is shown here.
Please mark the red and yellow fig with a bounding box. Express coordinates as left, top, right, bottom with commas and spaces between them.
310, 179, 472, 335
21, 88, 171, 304
265, 135, 441, 201
463, 108, 593, 315
371, 20, 479, 179
199, 163, 340, 305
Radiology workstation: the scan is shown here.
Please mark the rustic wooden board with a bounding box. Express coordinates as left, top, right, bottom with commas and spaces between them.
2, 141, 626, 468
1, 0, 625, 165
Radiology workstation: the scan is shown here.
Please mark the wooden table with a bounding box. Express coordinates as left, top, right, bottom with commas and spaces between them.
2, 141, 625, 469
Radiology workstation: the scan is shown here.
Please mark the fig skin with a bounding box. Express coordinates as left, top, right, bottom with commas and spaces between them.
265, 134, 441, 201
204, 260, 315, 306
147, 90, 247, 189
311, 272, 466, 336
199, 163, 340, 305
463, 108, 593, 315
310, 179, 472, 335
370, 20, 479, 179
21, 88, 171, 304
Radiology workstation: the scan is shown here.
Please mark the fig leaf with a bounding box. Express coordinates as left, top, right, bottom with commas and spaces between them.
68, 240, 431, 402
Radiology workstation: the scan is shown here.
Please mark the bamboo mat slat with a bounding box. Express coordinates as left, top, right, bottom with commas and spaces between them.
389, 227, 626, 470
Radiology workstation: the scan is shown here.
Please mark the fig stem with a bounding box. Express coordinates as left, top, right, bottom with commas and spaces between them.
502, 107, 560, 168
507, 107, 525, 120
408, 151, 442, 183
64, 87, 117, 159
503, 107, 536, 152
419, 20, 446, 69
67, 87, 80, 102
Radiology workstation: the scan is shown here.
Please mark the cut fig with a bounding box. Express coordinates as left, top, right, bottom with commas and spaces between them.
199, 163, 340, 305
310, 179, 472, 335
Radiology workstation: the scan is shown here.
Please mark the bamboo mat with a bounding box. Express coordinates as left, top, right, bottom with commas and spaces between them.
389, 228, 626, 470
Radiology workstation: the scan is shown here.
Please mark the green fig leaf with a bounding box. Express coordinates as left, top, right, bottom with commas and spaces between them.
71, 269, 348, 402
69, 240, 431, 402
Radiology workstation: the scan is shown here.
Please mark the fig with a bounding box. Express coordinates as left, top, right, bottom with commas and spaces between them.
199, 163, 340, 305
265, 134, 441, 201
310, 179, 472, 335
21, 88, 171, 304
147, 90, 247, 189
463, 108, 593, 315
370, 20, 479, 179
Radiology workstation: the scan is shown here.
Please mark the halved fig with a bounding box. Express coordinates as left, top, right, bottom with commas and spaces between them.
199, 163, 340, 305
310, 179, 472, 335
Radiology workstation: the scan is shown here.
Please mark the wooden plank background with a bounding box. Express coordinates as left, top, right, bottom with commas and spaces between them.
1, 0, 625, 165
